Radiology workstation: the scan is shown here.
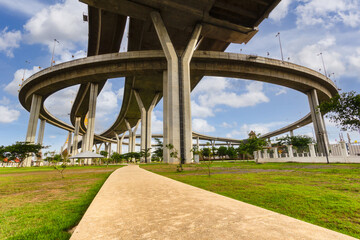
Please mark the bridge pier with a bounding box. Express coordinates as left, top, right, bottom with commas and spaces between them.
151, 11, 202, 164
23, 94, 42, 167
307, 89, 329, 156
72, 117, 81, 156
125, 119, 140, 153
83, 83, 98, 154
134, 91, 159, 163
114, 133, 125, 154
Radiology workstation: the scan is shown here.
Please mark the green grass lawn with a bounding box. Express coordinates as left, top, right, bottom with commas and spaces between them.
141, 162, 360, 238
0, 165, 123, 240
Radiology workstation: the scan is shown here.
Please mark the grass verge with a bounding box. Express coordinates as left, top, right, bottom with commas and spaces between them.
141, 162, 360, 238
0, 165, 123, 240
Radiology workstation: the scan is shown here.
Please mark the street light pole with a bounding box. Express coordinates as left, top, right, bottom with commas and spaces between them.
317, 52, 328, 78
275, 32, 284, 61
51, 39, 59, 67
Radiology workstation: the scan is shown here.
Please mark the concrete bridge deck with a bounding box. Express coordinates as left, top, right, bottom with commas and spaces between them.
70, 165, 355, 240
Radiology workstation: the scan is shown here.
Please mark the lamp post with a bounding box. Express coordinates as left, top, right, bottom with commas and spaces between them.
317, 52, 328, 78
51, 39, 59, 67
275, 32, 284, 61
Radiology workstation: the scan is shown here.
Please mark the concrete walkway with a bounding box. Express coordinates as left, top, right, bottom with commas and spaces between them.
71, 165, 356, 240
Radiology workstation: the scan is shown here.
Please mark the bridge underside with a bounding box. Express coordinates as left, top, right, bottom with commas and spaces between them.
19, 0, 337, 166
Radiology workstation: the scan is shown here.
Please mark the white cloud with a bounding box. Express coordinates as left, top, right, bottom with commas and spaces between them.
117, 87, 124, 100
0, 105, 20, 123
269, 0, 293, 21
0, 97, 10, 105
191, 100, 214, 118
192, 118, 215, 133
0, 0, 45, 16
198, 81, 269, 108
295, 0, 360, 28
275, 87, 287, 96
226, 121, 288, 139
4, 66, 42, 95
151, 113, 163, 134
0, 27, 21, 57
44, 85, 79, 121
96, 82, 119, 119
23, 0, 88, 61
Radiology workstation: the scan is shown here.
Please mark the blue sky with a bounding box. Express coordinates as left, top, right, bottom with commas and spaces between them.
0, 0, 359, 153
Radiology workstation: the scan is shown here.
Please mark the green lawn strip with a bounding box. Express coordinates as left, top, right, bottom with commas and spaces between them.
141, 163, 360, 238
0, 165, 123, 240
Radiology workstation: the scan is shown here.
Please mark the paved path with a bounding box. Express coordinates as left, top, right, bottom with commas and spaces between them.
71, 165, 356, 240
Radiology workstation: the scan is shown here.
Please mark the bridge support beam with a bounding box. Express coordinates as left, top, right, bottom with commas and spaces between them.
83, 83, 98, 156
307, 89, 329, 157
151, 11, 202, 164
134, 91, 160, 163
72, 117, 81, 156
125, 119, 140, 153
37, 119, 46, 145
67, 131, 72, 157
114, 133, 125, 154
24, 94, 42, 167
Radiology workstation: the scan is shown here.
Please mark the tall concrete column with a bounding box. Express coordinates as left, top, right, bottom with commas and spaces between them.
118, 134, 125, 154
196, 137, 200, 151
125, 119, 140, 153
162, 71, 170, 162
67, 131, 72, 156
72, 117, 81, 155
287, 145, 294, 158
24, 94, 42, 167
134, 90, 160, 163
83, 83, 98, 152
151, 11, 202, 164
290, 130, 294, 137
37, 119, 46, 145
307, 89, 329, 156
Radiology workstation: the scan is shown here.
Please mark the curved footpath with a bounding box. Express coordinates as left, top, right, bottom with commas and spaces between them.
71, 165, 356, 240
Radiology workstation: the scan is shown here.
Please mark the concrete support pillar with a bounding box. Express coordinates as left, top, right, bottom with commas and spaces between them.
66, 131, 72, 157
83, 83, 98, 152
108, 143, 112, 157
151, 11, 202, 164
307, 89, 329, 156
339, 141, 349, 157
308, 143, 316, 157
72, 117, 80, 156
257, 150, 262, 159
37, 119, 46, 145
134, 90, 160, 163
125, 119, 140, 153
273, 147, 278, 158
287, 145, 294, 158
95, 143, 102, 154
162, 71, 170, 162
290, 130, 294, 137
119, 134, 125, 154
24, 94, 42, 167
196, 137, 200, 151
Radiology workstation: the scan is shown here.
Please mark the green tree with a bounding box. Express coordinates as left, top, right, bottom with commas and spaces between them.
276, 135, 314, 152
241, 133, 268, 158
318, 91, 360, 131
226, 147, 237, 160
153, 138, 163, 162
217, 146, 227, 159
2, 142, 44, 167
100, 151, 108, 158
202, 147, 211, 160
111, 152, 122, 163
165, 144, 183, 172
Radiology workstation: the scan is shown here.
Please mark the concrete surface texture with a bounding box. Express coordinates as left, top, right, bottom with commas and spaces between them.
70, 165, 356, 240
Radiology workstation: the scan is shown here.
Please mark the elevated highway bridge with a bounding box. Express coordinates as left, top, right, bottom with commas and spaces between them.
19, 0, 337, 166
